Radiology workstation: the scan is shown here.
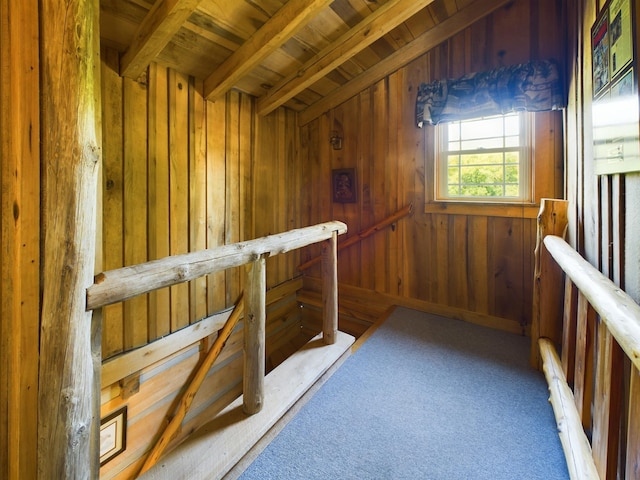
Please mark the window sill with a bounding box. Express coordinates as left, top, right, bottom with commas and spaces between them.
424, 201, 540, 218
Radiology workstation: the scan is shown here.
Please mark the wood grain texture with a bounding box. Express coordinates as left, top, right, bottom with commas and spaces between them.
0, 1, 41, 478
38, 0, 101, 477
300, 0, 564, 334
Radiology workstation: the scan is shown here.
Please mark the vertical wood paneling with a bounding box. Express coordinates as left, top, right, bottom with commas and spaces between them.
190, 78, 208, 323
0, 1, 40, 477
225, 91, 242, 305
206, 97, 227, 314
298, 0, 562, 333
468, 216, 489, 315
371, 78, 390, 293
449, 215, 469, 309
387, 72, 401, 296
123, 77, 149, 349
99, 57, 306, 478
358, 88, 375, 290
101, 49, 125, 356
148, 63, 170, 340
169, 71, 190, 331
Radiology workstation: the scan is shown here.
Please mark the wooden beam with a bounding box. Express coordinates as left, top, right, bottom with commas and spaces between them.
298, 0, 513, 126
87, 221, 347, 310
120, 0, 203, 79
37, 0, 101, 477
204, 0, 333, 101
0, 0, 40, 478
257, 0, 437, 116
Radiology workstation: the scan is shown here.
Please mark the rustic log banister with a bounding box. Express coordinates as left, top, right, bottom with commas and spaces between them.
543, 235, 640, 370
87, 221, 347, 310
536, 230, 640, 478
87, 221, 346, 476
297, 203, 413, 271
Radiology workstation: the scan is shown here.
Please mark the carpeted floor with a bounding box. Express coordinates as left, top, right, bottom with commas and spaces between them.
239, 307, 569, 480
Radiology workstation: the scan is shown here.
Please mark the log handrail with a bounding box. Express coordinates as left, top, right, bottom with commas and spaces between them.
537, 233, 640, 479
543, 235, 640, 372
298, 203, 413, 271
89, 222, 347, 476
87, 221, 347, 310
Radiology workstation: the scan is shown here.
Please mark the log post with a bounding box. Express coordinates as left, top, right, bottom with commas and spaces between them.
243, 255, 266, 414
322, 231, 338, 345
531, 198, 569, 369
37, 0, 102, 478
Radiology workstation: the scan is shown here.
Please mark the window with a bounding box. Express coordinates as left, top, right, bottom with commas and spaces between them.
435, 112, 532, 203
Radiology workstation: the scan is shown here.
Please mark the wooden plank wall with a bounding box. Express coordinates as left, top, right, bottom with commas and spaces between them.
299, 0, 566, 336
98, 48, 304, 478
0, 1, 41, 479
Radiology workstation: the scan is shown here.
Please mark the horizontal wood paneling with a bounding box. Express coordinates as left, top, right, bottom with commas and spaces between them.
299, 0, 565, 334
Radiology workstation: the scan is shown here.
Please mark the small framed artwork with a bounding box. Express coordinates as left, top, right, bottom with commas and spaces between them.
592, 10, 610, 97
332, 168, 357, 203
100, 406, 127, 466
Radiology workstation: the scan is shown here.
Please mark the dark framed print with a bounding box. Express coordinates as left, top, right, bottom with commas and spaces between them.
100, 406, 127, 466
332, 168, 357, 203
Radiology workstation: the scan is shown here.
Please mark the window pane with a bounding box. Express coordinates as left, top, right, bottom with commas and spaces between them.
436, 112, 529, 201
460, 137, 505, 150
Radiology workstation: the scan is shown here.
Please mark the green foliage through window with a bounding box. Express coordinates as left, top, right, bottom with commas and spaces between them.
437, 113, 530, 202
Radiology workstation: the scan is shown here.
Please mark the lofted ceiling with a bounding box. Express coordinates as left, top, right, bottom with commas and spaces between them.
100, 0, 513, 124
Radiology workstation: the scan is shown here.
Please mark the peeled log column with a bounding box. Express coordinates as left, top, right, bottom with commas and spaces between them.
37, 0, 101, 478
531, 198, 569, 369
243, 256, 266, 415
322, 232, 338, 345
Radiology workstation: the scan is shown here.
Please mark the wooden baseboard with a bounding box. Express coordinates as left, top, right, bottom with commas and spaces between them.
301, 276, 528, 336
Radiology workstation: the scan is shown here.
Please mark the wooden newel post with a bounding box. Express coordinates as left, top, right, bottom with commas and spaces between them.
322, 231, 338, 345
531, 198, 569, 369
243, 255, 266, 415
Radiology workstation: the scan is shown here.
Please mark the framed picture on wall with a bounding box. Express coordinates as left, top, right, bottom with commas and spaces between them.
609, 0, 633, 78
332, 168, 357, 203
592, 10, 610, 96
591, 0, 639, 175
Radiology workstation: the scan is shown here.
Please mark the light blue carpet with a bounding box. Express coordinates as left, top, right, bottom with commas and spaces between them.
239, 307, 569, 480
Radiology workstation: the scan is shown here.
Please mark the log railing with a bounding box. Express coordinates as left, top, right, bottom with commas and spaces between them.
87, 221, 347, 475
534, 214, 640, 478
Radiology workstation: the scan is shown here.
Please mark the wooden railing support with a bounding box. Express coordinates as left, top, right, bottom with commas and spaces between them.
244, 256, 266, 415
539, 234, 640, 480
321, 231, 338, 345
531, 198, 569, 368
87, 222, 347, 474
138, 296, 244, 476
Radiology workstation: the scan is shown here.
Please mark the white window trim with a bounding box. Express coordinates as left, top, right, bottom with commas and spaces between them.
434, 112, 534, 204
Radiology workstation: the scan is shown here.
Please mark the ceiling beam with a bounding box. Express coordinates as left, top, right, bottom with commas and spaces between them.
298, 0, 514, 126
257, 0, 437, 117
203, 0, 333, 101
120, 0, 203, 80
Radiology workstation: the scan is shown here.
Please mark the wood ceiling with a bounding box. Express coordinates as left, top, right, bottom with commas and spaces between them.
100, 0, 513, 124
